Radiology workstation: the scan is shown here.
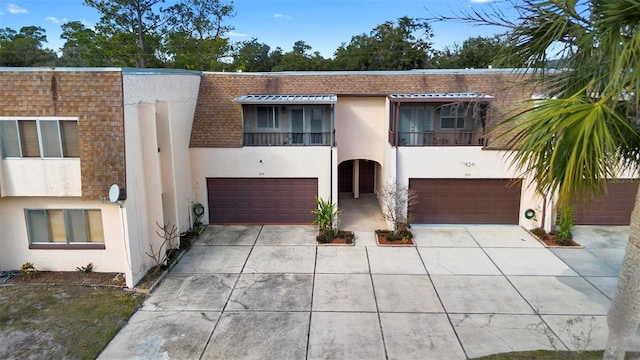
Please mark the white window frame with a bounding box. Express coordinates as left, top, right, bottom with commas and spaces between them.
439, 105, 466, 130
309, 107, 326, 131
25, 208, 105, 246
0, 116, 79, 159
256, 106, 280, 129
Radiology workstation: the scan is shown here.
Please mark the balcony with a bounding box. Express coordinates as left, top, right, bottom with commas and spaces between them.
244, 132, 334, 146
389, 131, 486, 146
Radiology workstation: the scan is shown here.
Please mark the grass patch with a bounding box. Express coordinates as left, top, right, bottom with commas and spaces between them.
473, 350, 640, 359
0, 284, 144, 359
473, 350, 601, 359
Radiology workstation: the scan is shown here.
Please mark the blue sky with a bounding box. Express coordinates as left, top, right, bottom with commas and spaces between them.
0, 0, 513, 57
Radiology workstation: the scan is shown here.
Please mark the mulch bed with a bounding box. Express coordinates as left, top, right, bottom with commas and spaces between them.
529, 228, 582, 247
375, 229, 415, 246
375, 229, 414, 246
376, 235, 415, 246
538, 236, 582, 247
4, 271, 125, 287
317, 238, 354, 245
316, 230, 355, 245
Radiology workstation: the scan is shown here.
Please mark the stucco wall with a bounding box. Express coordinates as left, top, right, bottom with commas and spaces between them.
122, 102, 159, 286
122, 73, 201, 287
336, 96, 387, 165
190, 147, 332, 221
0, 198, 126, 273
1, 159, 81, 196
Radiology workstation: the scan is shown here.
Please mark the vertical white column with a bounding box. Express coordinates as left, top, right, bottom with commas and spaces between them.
354, 159, 360, 199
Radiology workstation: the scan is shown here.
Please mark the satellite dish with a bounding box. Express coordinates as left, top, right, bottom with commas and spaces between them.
108, 184, 121, 203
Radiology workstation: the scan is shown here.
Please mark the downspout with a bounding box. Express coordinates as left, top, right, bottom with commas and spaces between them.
394, 102, 400, 231
330, 147, 333, 205
482, 102, 490, 147
395, 102, 400, 179
541, 194, 547, 230
394, 102, 400, 147
330, 103, 335, 205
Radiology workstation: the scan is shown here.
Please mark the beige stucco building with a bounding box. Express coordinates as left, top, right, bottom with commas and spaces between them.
0, 68, 634, 287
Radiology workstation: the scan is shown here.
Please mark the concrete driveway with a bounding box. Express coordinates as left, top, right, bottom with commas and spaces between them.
99, 225, 640, 359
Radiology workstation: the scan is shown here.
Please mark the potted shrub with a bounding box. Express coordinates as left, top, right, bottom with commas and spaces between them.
311, 196, 354, 245
316, 229, 355, 245
554, 206, 576, 245
529, 206, 581, 247
376, 181, 418, 246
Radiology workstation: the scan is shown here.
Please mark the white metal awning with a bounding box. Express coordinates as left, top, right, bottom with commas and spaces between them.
388, 92, 495, 102
233, 94, 337, 104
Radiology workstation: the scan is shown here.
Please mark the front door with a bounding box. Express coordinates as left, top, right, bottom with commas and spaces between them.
309, 108, 324, 144
399, 105, 434, 145
399, 106, 423, 145
359, 160, 375, 193
339, 161, 354, 193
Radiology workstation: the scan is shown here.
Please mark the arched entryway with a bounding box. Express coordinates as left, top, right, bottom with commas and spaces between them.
337, 159, 386, 231
338, 159, 378, 197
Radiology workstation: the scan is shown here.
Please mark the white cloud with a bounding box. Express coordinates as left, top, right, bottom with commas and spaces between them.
46, 16, 68, 25
228, 31, 247, 37
80, 19, 95, 30
7, 3, 28, 14
274, 13, 292, 20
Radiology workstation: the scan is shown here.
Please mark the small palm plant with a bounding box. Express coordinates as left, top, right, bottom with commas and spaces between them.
311, 196, 341, 231
555, 206, 575, 246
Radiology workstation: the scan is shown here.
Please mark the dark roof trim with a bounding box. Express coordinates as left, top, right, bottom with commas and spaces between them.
389, 92, 495, 103
204, 68, 556, 76
233, 94, 337, 104
337, 93, 388, 97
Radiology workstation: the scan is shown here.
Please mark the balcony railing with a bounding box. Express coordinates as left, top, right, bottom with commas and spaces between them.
244, 132, 333, 146
389, 131, 486, 146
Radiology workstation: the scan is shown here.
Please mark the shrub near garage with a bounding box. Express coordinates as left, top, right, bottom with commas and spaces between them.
312, 196, 355, 245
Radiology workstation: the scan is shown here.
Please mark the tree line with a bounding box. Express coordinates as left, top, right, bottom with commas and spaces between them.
0, 0, 524, 71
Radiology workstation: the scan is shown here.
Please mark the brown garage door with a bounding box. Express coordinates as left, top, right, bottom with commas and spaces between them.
573, 181, 638, 225
207, 178, 318, 224
409, 179, 522, 224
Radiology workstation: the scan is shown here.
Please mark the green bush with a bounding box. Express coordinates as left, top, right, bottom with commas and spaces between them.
20, 262, 37, 279
317, 229, 354, 244
375, 229, 414, 243
555, 206, 575, 245
311, 196, 341, 231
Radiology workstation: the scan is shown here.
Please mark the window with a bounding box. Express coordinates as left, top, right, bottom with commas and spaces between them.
0, 118, 80, 158
26, 209, 104, 248
311, 108, 322, 122
256, 107, 279, 128
397, 105, 434, 145
440, 105, 466, 130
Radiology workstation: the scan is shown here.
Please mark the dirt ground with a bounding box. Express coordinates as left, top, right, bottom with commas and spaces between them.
5, 270, 126, 287
0, 271, 144, 360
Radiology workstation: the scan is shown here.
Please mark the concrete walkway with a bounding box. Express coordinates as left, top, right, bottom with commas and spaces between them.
337, 192, 388, 232
99, 225, 640, 360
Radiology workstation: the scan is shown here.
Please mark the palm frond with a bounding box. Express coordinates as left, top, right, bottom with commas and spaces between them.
503, 92, 639, 205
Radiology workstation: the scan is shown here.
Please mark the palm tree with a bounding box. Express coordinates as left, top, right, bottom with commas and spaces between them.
432, 1, 640, 358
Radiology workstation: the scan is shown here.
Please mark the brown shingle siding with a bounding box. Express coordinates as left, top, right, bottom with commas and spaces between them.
190, 71, 538, 149
0, 70, 125, 201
